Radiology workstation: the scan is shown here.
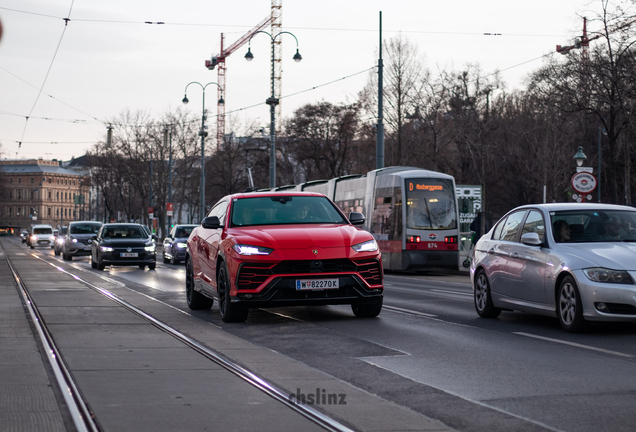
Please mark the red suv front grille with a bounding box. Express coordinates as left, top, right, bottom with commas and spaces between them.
352, 258, 382, 286
236, 258, 383, 290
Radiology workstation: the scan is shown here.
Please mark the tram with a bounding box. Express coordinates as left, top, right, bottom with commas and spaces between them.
274, 167, 460, 272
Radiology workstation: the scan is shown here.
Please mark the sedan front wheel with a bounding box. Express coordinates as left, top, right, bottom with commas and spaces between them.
557, 276, 590, 333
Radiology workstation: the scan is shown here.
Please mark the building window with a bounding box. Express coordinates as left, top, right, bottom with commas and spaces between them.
18, 178, 21, 184
48, 191, 52, 199
18, 191, 22, 199
31, 178, 34, 183
9, 178, 12, 183
48, 208, 51, 216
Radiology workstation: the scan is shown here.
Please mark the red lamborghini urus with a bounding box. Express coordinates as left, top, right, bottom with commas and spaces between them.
185, 192, 384, 322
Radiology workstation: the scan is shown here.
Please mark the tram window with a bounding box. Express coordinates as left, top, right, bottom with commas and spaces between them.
405, 178, 457, 230
373, 176, 402, 241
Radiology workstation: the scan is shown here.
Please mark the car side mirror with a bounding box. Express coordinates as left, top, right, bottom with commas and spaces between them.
521, 232, 543, 246
152, 234, 158, 241
349, 212, 365, 226
202, 216, 223, 229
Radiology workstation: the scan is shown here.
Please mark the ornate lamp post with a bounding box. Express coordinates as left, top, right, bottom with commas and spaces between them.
182, 82, 224, 222
245, 31, 302, 188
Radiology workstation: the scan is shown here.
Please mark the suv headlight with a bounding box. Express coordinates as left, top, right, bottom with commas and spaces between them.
232, 244, 273, 256
583, 267, 634, 284
352, 239, 378, 252
145, 243, 156, 252
176, 242, 187, 248
100, 246, 114, 252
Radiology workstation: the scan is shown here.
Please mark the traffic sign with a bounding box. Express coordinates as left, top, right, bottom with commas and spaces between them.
167, 203, 173, 217
571, 172, 597, 194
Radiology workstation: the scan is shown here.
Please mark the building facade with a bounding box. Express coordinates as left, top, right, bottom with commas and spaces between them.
0, 159, 89, 234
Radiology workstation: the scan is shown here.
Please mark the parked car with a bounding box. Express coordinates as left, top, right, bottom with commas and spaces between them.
186, 192, 384, 323
62, 221, 102, 260
28, 224, 54, 249
163, 224, 197, 264
471, 203, 636, 332
91, 223, 156, 270
53, 226, 68, 256
20, 230, 29, 243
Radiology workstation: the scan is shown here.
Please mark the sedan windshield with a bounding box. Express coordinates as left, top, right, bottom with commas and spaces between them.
551, 210, 636, 242
102, 225, 147, 239
230, 196, 347, 227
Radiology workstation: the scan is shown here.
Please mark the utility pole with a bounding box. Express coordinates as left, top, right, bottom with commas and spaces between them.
376, 11, 385, 169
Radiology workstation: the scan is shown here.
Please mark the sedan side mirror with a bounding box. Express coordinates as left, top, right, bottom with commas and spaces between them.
348, 212, 365, 226
521, 232, 543, 246
202, 216, 223, 229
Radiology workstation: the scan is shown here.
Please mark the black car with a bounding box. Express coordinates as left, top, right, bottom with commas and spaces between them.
20, 230, 29, 243
91, 223, 156, 270
162, 224, 197, 264
62, 221, 102, 260
53, 226, 68, 255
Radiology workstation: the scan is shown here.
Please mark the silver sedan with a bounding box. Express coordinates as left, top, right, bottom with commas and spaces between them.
471, 203, 636, 332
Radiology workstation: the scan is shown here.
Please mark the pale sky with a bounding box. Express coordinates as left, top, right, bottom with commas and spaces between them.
0, 0, 596, 161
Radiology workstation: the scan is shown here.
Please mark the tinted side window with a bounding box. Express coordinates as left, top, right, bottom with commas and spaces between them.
499, 211, 527, 242
493, 217, 506, 240
522, 210, 545, 241
209, 201, 228, 225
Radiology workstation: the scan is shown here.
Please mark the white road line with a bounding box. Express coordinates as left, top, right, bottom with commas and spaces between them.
431, 289, 472, 297
383, 305, 437, 318
514, 332, 635, 358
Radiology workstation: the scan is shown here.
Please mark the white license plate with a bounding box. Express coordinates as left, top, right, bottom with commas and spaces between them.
296, 279, 339, 290
120, 252, 138, 257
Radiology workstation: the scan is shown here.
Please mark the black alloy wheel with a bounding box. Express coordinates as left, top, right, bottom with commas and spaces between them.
185, 257, 213, 310
474, 270, 501, 318
351, 297, 383, 317
217, 260, 248, 323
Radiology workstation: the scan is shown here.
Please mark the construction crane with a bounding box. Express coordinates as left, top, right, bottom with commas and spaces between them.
556, 16, 636, 59
206, 16, 272, 148
206, 1, 284, 148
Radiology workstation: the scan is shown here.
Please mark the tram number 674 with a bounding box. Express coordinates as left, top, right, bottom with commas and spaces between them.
428, 243, 438, 249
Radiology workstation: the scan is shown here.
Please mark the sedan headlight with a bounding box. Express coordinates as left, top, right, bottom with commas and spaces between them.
583, 267, 634, 284
71, 237, 78, 243
100, 246, 114, 252
232, 244, 274, 256
176, 242, 187, 249
351, 239, 378, 252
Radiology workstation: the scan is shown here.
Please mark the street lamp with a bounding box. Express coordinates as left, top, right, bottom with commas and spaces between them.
182, 82, 224, 222
574, 146, 587, 167
245, 30, 302, 189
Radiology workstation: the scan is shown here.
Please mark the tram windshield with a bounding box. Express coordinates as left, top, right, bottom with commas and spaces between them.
405, 178, 457, 230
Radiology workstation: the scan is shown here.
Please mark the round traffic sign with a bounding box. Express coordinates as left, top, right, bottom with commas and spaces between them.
571, 172, 597, 194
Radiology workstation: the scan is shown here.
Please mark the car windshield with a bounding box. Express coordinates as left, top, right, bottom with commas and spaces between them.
33, 227, 52, 235
70, 223, 101, 234
175, 226, 195, 237
230, 196, 347, 227
551, 210, 636, 243
102, 225, 146, 239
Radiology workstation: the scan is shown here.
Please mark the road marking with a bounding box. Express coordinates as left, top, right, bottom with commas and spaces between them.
15, 253, 25, 256
514, 332, 635, 358
431, 289, 472, 297
383, 305, 437, 318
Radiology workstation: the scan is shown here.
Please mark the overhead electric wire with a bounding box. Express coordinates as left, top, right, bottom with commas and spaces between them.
14, 0, 76, 156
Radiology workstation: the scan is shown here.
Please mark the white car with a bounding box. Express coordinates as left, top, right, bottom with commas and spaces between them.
471, 203, 636, 332
28, 224, 54, 249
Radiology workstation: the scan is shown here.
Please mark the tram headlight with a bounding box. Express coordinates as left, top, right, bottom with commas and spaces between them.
352, 239, 378, 252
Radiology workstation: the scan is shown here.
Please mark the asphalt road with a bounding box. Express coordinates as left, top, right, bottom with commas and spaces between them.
22, 244, 636, 432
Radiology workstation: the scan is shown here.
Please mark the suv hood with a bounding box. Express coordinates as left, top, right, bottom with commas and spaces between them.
230, 224, 371, 250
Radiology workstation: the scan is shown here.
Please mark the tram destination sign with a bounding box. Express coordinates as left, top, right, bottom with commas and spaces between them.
571, 172, 597, 194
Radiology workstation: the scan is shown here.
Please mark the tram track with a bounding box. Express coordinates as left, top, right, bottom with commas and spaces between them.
4, 246, 357, 432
